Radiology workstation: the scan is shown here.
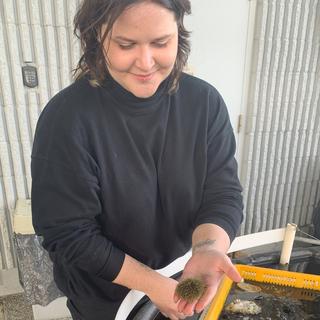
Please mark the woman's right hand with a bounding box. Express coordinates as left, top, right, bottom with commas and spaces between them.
146, 275, 186, 320
112, 254, 185, 319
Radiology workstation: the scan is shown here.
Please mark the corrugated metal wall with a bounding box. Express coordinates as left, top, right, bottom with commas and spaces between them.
0, 0, 81, 269
0, 0, 319, 270
241, 0, 320, 234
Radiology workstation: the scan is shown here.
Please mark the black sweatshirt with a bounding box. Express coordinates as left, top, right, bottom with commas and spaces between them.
31, 73, 243, 302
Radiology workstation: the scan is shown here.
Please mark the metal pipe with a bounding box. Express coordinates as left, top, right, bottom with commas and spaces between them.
294, 236, 320, 246
280, 223, 297, 265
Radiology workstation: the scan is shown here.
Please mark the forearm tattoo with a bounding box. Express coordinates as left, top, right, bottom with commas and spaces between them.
192, 239, 216, 254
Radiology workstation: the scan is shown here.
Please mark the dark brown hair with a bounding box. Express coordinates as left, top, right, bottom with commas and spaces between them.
73, 0, 191, 93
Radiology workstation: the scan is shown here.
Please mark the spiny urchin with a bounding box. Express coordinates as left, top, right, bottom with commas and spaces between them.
175, 278, 206, 303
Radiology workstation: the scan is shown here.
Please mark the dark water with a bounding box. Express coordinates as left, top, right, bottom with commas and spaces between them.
219, 280, 320, 320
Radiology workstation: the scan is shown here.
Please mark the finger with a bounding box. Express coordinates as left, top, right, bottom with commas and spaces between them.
222, 260, 242, 282
181, 301, 197, 317
177, 299, 187, 313
195, 286, 217, 314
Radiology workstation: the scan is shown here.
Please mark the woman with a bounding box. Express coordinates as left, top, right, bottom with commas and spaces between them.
31, 0, 243, 319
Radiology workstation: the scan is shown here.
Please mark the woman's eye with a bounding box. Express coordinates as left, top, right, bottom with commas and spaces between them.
118, 43, 135, 50
152, 41, 168, 48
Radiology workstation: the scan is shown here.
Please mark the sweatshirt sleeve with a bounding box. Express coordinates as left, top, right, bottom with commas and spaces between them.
31, 94, 125, 282
194, 88, 243, 241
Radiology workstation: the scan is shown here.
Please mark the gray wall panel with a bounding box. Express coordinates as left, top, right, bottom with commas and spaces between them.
0, 0, 80, 269
241, 0, 320, 234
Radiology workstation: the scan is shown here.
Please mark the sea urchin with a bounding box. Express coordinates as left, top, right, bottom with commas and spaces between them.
175, 278, 206, 303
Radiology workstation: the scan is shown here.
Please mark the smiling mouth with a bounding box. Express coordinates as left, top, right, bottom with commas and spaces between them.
132, 72, 156, 81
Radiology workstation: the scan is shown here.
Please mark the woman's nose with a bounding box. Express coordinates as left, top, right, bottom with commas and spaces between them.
136, 46, 155, 71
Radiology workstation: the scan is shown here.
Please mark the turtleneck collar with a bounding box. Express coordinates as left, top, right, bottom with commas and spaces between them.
101, 73, 170, 114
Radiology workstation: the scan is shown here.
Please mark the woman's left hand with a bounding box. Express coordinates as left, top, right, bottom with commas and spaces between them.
174, 248, 241, 317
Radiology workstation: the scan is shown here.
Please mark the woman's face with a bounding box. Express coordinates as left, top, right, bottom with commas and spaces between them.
103, 2, 178, 98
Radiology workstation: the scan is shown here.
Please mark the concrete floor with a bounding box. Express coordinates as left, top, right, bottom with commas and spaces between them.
0, 293, 72, 320
0, 268, 71, 320
0, 293, 33, 320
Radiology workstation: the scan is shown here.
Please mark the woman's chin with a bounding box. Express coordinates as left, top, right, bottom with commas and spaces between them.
129, 85, 159, 99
